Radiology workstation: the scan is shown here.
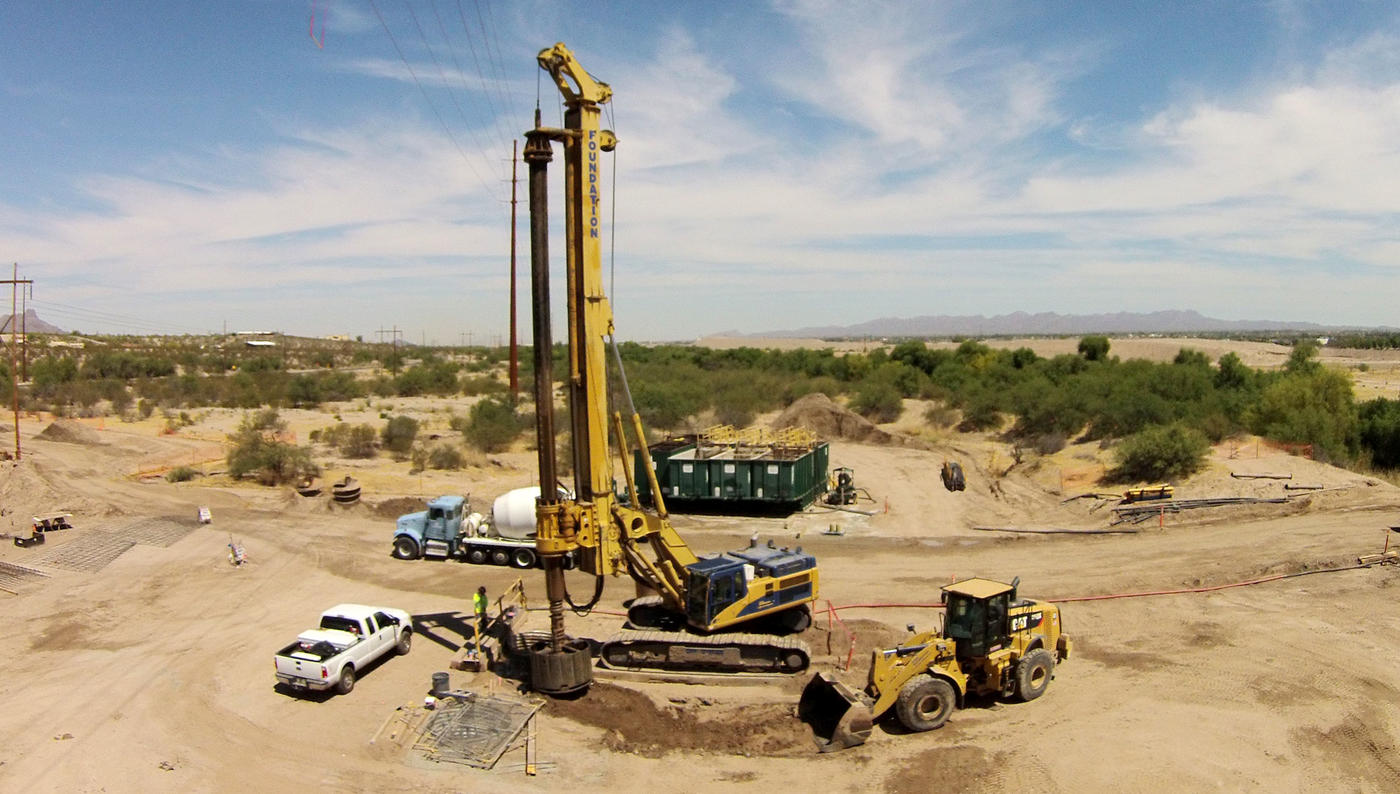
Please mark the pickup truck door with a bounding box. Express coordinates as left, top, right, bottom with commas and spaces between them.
374, 611, 401, 653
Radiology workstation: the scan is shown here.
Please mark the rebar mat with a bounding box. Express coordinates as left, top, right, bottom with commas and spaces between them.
29, 534, 136, 572
106, 517, 198, 547
0, 560, 49, 592
414, 693, 543, 769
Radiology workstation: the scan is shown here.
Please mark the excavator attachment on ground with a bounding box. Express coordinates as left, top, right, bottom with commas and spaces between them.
798, 672, 874, 751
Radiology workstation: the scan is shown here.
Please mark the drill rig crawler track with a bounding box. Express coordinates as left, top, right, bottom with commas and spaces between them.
600, 630, 811, 675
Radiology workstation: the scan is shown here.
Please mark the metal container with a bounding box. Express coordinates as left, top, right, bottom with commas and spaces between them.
633, 436, 830, 511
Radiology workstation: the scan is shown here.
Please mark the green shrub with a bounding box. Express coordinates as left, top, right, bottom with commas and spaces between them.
850, 381, 903, 423
1358, 398, 1400, 469
226, 410, 319, 485
460, 375, 507, 396
465, 396, 527, 453
381, 415, 420, 458
165, 466, 198, 483
957, 399, 1003, 432
1106, 423, 1210, 483
1078, 335, 1111, 362
319, 423, 378, 458
412, 442, 466, 471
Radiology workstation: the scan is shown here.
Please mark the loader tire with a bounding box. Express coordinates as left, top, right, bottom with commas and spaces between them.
895, 676, 955, 732
1016, 648, 1054, 702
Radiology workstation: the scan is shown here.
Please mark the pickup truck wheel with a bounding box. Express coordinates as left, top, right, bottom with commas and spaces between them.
396, 630, 412, 655
392, 536, 419, 560
467, 548, 487, 565
510, 548, 536, 569
336, 665, 356, 695
491, 549, 510, 566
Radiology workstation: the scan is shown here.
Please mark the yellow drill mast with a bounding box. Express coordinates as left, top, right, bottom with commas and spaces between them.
523, 44, 818, 694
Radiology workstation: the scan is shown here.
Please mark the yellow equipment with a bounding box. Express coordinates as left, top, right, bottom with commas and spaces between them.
521, 44, 821, 694
800, 576, 1070, 751
1123, 484, 1174, 503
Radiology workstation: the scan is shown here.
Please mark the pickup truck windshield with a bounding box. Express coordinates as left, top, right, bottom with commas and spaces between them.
320, 615, 363, 635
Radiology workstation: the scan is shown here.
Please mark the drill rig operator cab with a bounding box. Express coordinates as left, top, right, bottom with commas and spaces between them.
684, 545, 817, 631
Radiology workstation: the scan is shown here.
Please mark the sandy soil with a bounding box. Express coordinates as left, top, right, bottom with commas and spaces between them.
2, 400, 1400, 793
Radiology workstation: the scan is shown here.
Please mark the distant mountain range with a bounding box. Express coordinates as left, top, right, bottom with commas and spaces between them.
741, 310, 1387, 339
0, 310, 63, 334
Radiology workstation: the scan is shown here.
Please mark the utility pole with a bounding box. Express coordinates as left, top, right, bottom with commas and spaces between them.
4, 264, 34, 461
20, 279, 29, 381
509, 139, 520, 400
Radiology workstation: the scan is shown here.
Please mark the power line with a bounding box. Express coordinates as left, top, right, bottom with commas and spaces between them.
467, 0, 523, 126
402, 0, 509, 162
429, 0, 512, 154
27, 298, 212, 336
367, 0, 504, 207
474, 0, 521, 123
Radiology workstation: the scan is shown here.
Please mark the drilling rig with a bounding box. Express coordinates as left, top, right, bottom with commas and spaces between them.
523, 43, 821, 695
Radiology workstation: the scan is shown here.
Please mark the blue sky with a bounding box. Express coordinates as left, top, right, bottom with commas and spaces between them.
2, 1, 1398, 342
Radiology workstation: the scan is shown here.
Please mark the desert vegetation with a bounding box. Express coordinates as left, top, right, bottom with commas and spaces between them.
6, 331, 1400, 483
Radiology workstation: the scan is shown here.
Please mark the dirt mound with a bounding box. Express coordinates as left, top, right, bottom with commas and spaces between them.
371, 497, 426, 519
544, 682, 811, 758
0, 461, 68, 530
37, 420, 103, 445
772, 393, 898, 445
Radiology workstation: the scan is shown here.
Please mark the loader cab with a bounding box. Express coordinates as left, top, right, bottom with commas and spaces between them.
942, 578, 1015, 659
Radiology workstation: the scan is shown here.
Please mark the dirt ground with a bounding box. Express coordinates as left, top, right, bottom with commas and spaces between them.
2, 367, 1400, 791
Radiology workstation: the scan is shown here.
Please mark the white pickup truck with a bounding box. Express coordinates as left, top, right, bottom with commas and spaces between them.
273, 604, 412, 695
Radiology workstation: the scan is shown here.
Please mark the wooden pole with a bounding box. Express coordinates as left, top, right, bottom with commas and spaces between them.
509, 139, 520, 400
9, 263, 19, 460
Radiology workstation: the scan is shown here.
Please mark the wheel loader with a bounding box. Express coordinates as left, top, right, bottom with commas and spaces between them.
799, 577, 1070, 751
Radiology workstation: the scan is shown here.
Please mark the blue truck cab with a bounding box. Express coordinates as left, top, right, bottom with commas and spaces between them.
392, 495, 467, 560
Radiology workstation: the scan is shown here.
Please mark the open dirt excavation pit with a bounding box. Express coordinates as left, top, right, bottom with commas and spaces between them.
1, 406, 1399, 792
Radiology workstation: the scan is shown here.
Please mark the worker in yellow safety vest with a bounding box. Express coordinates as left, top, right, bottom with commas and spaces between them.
473, 586, 488, 638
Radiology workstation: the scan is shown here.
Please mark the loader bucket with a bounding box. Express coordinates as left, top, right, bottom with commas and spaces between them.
798, 672, 874, 752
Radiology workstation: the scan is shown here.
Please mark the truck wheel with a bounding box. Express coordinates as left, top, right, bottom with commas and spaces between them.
396, 630, 412, 656
510, 548, 536, 569
467, 548, 487, 565
491, 549, 510, 566
336, 665, 356, 695
1016, 648, 1054, 702
896, 676, 955, 732
391, 536, 419, 560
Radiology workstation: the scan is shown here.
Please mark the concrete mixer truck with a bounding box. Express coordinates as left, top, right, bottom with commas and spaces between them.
389, 488, 572, 570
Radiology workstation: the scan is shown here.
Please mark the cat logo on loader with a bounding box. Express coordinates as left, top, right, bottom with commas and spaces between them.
799, 576, 1070, 751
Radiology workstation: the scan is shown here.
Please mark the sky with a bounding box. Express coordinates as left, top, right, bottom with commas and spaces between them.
2, 1, 1399, 343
